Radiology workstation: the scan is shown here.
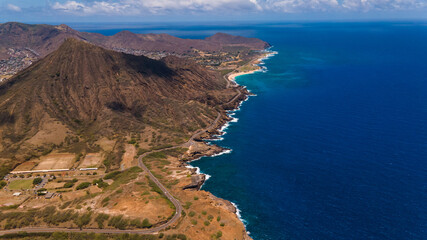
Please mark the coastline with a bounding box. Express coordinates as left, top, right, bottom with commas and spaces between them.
226, 49, 277, 87
182, 49, 277, 239
0, 49, 276, 240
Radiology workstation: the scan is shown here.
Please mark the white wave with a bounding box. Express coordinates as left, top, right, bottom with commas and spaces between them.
184, 164, 210, 188
184, 149, 232, 188
206, 136, 224, 141
209, 149, 232, 157
231, 201, 248, 225
217, 95, 252, 136
253, 50, 277, 74
258, 52, 277, 62
231, 50, 276, 83
185, 164, 200, 172
204, 174, 211, 181
219, 122, 230, 133
187, 49, 276, 234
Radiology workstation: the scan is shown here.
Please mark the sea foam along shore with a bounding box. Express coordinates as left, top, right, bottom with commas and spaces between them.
227, 49, 278, 85
186, 48, 278, 188
185, 49, 277, 232
184, 149, 232, 184
218, 49, 278, 140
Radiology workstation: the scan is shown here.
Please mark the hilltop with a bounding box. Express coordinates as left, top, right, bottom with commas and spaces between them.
0, 22, 269, 81
0, 39, 238, 167
0, 24, 261, 240
0, 22, 268, 57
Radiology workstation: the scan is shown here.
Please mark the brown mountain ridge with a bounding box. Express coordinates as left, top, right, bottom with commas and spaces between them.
0, 22, 269, 59
0, 38, 239, 167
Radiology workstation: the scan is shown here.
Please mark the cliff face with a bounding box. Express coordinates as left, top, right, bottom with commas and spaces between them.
0, 39, 234, 159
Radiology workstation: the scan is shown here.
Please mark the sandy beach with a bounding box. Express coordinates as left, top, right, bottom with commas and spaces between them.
228, 69, 260, 82
227, 51, 277, 82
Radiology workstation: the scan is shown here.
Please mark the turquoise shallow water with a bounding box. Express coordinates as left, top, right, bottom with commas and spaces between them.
77, 22, 427, 240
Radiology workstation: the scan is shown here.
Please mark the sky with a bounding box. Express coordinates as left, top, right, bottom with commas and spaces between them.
0, 0, 426, 23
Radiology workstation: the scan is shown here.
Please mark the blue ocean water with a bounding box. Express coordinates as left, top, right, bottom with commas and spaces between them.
75, 22, 427, 239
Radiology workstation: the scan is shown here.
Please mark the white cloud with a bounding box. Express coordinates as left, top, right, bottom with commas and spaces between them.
50, 0, 427, 15
264, 0, 339, 12
342, 0, 427, 11
52, 1, 138, 15
130, 0, 258, 13
52, 1, 84, 12
51, 0, 260, 15
7, 3, 22, 12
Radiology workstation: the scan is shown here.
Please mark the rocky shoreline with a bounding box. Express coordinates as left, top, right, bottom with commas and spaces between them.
178, 51, 275, 239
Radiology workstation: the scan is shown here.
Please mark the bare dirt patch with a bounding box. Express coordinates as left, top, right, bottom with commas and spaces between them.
121, 144, 136, 170
107, 193, 173, 223
96, 138, 116, 152
0, 191, 28, 207
44, 181, 65, 189
26, 117, 69, 146
12, 161, 38, 172
33, 153, 75, 171
21, 195, 61, 209
79, 153, 103, 169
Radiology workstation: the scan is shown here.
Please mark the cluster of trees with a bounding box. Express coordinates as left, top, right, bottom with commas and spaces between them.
76, 182, 91, 190
0, 206, 155, 231
107, 215, 152, 230
0, 232, 160, 240
164, 234, 188, 240
63, 178, 78, 188
0, 206, 77, 229
103, 171, 121, 180
0, 232, 188, 240
33, 177, 43, 185
60, 178, 108, 190
93, 178, 109, 188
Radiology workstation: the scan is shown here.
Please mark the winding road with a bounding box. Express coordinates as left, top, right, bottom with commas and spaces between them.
0, 113, 224, 236
0, 73, 241, 236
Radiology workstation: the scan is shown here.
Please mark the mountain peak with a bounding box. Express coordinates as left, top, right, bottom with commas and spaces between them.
114, 30, 138, 37
205, 32, 270, 48
58, 37, 91, 49
55, 24, 74, 32
0, 39, 229, 158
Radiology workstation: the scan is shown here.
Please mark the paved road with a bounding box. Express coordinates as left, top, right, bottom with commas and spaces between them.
0, 158, 183, 236
0, 112, 224, 236
0, 159, 182, 236
0, 154, 186, 236
137, 157, 182, 230
223, 72, 243, 105
0, 74, 241, 236
224, 72, 238, 89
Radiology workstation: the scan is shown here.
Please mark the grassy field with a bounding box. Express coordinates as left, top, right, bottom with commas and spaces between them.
239, 64, 259, 72
8, 179, 33, 190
